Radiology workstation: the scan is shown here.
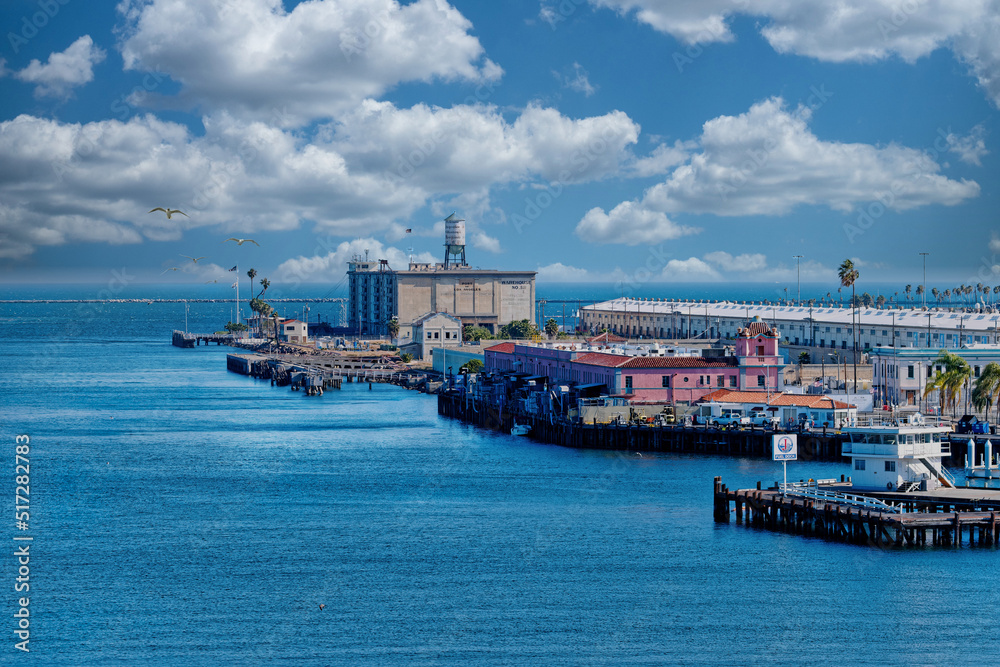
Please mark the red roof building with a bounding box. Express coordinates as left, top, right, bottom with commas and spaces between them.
483, 319, 783, 404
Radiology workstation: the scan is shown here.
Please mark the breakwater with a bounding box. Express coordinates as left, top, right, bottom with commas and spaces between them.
438, 391, 846, 459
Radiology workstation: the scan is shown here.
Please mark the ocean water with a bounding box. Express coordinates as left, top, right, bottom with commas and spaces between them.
2, 288, 1000, 665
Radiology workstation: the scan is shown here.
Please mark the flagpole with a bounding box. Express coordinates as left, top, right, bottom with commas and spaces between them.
236, 263, 240, 329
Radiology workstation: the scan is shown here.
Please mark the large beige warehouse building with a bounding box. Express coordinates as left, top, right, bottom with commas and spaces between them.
347, 215, 536, 336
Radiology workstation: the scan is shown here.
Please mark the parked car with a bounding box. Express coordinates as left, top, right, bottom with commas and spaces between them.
710, 414, 751, 427
748, 411, 780, 428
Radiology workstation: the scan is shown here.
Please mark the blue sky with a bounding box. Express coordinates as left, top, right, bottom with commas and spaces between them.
0, 0, 998, 290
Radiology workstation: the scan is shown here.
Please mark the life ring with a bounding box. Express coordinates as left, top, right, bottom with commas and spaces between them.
887, 482, 893, 491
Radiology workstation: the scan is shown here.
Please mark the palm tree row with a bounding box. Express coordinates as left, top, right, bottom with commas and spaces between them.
923, 350, 972, 417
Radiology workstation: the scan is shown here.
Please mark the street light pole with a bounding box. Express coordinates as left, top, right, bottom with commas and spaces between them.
793, 255, 803, 305
919, 252, 929, 309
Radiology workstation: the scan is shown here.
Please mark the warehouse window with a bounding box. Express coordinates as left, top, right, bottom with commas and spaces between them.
855, 460, 866, 471
885, 461, 896, 472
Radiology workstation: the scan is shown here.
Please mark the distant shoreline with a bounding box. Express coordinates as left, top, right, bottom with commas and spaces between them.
0, 298, 345, 304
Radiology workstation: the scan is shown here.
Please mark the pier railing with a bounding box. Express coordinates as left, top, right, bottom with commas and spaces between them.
779, 485, 902, 514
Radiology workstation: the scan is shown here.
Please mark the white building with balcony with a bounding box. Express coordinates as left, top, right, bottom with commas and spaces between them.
841, 413, 954, 492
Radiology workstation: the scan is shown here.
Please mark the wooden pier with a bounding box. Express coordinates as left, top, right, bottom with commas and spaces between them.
714, 477, 1000, 547
438, 391, 845, 460
172, 330, 235, 348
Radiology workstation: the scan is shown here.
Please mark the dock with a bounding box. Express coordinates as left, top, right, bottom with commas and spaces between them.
172, 330, 235, 348
438, 391, 846, 459
714, 477, 1000, 547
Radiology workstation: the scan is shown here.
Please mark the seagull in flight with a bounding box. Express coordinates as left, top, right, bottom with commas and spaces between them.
160, 267, 180, 274
225, 237, 260, 246
181, 255, 206, 263
149, 207, 188, 219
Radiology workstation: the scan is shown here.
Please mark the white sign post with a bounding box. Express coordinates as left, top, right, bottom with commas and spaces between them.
773, 434, 798, 493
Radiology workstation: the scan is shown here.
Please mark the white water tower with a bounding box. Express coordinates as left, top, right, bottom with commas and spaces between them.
443, 212, 466, 268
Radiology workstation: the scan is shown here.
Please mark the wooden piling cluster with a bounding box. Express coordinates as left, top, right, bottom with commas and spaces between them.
437, 391, 845, 460
714, 476, 1000, 548
173, 330, 234, 348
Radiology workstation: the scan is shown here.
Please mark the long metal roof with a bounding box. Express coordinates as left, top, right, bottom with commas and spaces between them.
582, 298, 1000, 333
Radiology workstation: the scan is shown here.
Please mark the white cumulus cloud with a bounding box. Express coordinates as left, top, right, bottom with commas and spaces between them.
536, 262, 595, 282
471, 231, 501, 253
579, 97, 980, 245
273, 238, 436, 283
12, 35, 105, 98
576, 200, 698, 245
590, 0, 1000, 107
660, 257, 722, 282
118, 0, 501, 125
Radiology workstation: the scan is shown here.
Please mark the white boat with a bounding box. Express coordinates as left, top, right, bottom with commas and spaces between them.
840, 412, 956, 492
511, 423, 531, 436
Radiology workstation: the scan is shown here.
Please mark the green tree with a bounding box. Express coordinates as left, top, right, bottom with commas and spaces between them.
399, 352, 413, 363
387, 317, 400, 340
924, 350, 972, 417
544, 318, 559, 338
463, 325, 493, 341
838, 259, 859, 392
225, 321, 248, 333
257, 277, 270, 299
972, 362, 1000, 423
876, 294, 886, 309
798, 351, 811, 364
460, 359, 484, 374
498, 319, 539, 339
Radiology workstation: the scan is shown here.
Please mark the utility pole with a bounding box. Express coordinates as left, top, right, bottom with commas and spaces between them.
793, 255, 803, 305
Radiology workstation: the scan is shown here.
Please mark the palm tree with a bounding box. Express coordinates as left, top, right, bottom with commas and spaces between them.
916, 284, 924, 307
257, 277, 270, 299
387, 317, 400, 341
247, 268, 257, 334
876, 294, 886, 309
838, 259, 859, 392
861, 292, 874, 307
905, 284, 912, 303
544, 318, 559, 338
972, 362, 1000, 424
924, 350, 972, 417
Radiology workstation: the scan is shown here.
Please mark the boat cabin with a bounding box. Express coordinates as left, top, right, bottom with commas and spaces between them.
841, 413, 954, 492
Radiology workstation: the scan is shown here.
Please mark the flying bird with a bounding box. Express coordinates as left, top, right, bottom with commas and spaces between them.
149, 207, 188, 219
160, 267, 180, 274
181, 255, 206, 263
225, 238, 260, 246
319, 604, 325, 611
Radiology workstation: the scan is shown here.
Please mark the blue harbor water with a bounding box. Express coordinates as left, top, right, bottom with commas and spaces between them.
2, 285, 999, 665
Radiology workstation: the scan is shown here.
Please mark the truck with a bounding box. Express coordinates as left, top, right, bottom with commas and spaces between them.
710, 413, 750, 427
748, 411, 780, 428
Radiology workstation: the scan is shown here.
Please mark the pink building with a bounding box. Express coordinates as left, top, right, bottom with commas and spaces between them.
484, 319, 784, 403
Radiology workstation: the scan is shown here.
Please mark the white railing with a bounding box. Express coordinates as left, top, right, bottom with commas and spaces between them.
780, 486, 902, 514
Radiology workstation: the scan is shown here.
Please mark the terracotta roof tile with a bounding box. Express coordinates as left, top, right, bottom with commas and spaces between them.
573, 352, 630, 367
697, 390, 857, 409
485, 342, 516, 353
619, 356, 738, 369
739, 321, 777, 338
586, 332, 627, 344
